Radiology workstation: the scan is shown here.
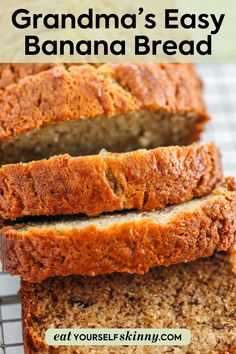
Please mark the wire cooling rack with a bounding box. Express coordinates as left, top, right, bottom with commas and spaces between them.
199, 64, 236, 176
0, 64, 236, 354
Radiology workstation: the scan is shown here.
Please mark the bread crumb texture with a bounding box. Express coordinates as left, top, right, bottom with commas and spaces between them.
21, 252, 236, 354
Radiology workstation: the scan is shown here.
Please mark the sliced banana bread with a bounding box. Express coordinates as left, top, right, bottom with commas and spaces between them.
0, 143, 222, 220
20, 251, 236, 354
0, 63, 209, 164
1, 180, 235, 282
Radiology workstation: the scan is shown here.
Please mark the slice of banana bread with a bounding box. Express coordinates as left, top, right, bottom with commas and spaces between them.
0, 143, 222, 220
2, 180, 235, 282
20, 251, 236, 354
0, 63, 209, 164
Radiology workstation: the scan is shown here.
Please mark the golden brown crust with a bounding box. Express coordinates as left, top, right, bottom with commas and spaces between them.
221, 348, 236, 354
0, 64, 57, 90
0, 63, 209, 142
21, 252, 236, 354
2, 183, 235, 282
0, 63, 97, 90
0, 143, 222, 220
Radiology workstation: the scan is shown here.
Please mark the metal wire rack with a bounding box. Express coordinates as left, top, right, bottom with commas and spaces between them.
0, 265, 22, 354
0, 64, 236, 354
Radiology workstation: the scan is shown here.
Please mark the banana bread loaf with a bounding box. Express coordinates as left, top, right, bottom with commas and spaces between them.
0, 63, 209, 164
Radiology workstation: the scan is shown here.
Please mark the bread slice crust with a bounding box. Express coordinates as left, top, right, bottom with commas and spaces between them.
0, 63, 57, 90
0, 143, 222, 220
1, 181, 235, 282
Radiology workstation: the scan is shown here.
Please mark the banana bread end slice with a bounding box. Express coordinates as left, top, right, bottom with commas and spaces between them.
21, 251, 236, 354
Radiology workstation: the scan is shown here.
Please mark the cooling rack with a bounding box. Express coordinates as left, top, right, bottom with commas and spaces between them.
0, 64, 236, 354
